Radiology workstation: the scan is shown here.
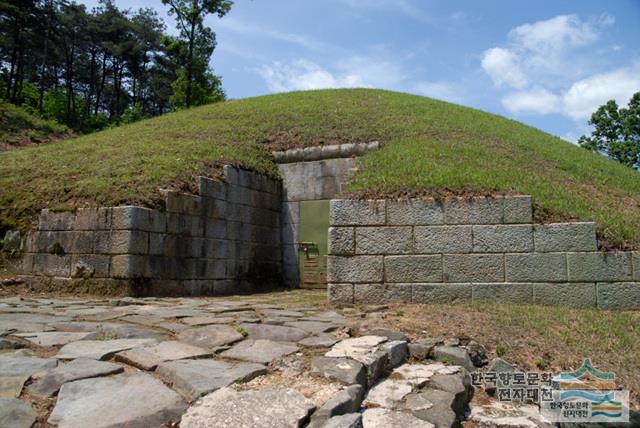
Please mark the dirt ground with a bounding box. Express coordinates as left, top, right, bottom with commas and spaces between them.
347, 302, 640, 410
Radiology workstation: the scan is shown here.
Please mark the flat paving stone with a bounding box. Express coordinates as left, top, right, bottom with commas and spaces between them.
408, 338, 438, 360
148, 308, 203, 318
311, 357, 367, 386
262, 317, 297, 325
408, 388, 460, 428
52, 321, 168, 340
308, 384, 364, 427
0, 375, 29, 398
181, 387, 315, 428
392, 362, 461, 387
118, 314, 165, 326
299, 334, 339, 348
326, 336, 389, 383
363, 378, 413, 409
94, 323, 169, 340
433, 346, 475, 371
155, 321, 192, 333
220, 339, 298, 364
362, 408, 434, 428
0, 354, 58, 376
177, 325, 244, 350
209, 308, 256, 317
305, 311, 347, 322
80, 310, 129, 321
63, 307, 113, 316
12, 331, 93, 347
229, 315, 262, 323
364, 328, 408, 342
115, 341, 212, 370
251, 304, 284, 310
239, 323, 309, 342
0, 313, 70, 333
323, 413, 363, 428
156, 359, 266, 401
383, 340, 409, 368
404, 393, 435, 412
429, 372, 472, 405
325, 336, 388, 358
0, 398, 37, 428
48, 372, 186, 428
259, 309, 305, 318
27, 358, 124, 397
181, 315, 236, 326
284, 320, 340, 334
55, 338, 156, 360
47, 321, 104, 332
469, 400, 550, 427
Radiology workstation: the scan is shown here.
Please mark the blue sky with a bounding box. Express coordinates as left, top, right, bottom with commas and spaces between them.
82, 0, 640, 141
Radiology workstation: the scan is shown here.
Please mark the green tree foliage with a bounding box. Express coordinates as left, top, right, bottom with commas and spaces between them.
161, 0, 231, 108
0, 0, 231, 133
579, 92, 640, 169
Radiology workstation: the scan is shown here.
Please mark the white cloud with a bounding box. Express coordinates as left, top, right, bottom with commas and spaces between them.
508, 14, 611, 53
481, 14, 615, 88
481, 48, 528, 89
563, 65, 640, 120
499, 66, 640, 119
501, 88, 561, 115
257, 54, 409, 93
479, 13, 638, 124
257, 56, 468, 104
257, 59, 364, 92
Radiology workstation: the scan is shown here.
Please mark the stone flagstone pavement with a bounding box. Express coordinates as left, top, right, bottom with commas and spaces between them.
0, 290, 555, 427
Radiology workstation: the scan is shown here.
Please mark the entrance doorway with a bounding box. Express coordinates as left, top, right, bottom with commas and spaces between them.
298, 200, 330, 289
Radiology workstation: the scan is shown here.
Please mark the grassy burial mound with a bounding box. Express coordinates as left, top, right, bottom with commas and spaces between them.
1, 88, 639, 248
0, 101, 70, 151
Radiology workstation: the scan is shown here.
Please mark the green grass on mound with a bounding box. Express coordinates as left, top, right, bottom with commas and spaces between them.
1, 89, 639, 247
0, 101, 70, 150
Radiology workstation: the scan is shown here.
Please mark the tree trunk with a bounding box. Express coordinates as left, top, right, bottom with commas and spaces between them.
5, 48, 16, 100
131, 75, 137, 107
6, 16, 21, 101
186, 18, 196, 108
84, 48, 97, 119
111, 58, 119, 118
38, 0, 54, 113
65, 52, 73, 123
95, 52, 108, 116
12, 44, 24, 102
64, 38, 76, 125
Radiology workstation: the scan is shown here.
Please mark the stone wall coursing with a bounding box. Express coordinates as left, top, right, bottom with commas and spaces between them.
277, 142, 380, 287
327, 196, 640, 310
20, 166, 282, 296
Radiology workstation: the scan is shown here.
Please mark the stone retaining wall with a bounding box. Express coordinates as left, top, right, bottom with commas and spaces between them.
19, 166, 282, 296
327, 197, 640, 310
